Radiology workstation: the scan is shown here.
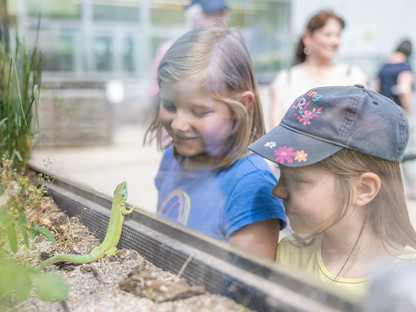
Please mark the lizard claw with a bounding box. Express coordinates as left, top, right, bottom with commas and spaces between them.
122, 205, 136, 215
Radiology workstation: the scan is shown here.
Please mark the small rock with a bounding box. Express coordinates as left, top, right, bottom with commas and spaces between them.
119, 267, 206, 302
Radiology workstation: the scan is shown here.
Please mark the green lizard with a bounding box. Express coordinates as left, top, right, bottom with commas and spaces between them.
35, 181, 134, 272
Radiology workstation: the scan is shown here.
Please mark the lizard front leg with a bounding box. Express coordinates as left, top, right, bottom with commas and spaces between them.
121, 205, 136, 216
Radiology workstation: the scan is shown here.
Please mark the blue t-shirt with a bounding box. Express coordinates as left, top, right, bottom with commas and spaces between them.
378, 62, 413, 107
155, 145, 286, 241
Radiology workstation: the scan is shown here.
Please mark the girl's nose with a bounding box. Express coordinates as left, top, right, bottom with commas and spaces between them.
272, 181, 288, 200
171, 112, 190, 132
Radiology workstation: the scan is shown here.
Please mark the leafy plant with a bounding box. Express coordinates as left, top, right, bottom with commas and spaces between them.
0, 22, 68, 309
0, 260, 68, 303
0, 159, 68, 307
0, 210, 67, 307
0, 32, 42, 173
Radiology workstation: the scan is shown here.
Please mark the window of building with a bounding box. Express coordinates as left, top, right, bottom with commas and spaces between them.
27, 0, 81, 19
94, 36, 113, 72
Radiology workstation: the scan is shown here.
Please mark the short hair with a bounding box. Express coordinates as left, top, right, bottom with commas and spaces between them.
145, 27, 265, 169
396, 39, 412, 58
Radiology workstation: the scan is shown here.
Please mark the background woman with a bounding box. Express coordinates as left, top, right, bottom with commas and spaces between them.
269, 10, 367, 127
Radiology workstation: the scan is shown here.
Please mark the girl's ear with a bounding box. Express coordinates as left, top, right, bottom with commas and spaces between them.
353, 172, 381, 207
240, 91, 254, 110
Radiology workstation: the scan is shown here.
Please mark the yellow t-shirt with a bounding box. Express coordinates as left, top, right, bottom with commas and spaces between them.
276, 234, 416, 298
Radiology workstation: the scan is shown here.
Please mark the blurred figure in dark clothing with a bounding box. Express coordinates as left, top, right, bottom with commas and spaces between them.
377, 39, 416, 200
377, 39, 413, 114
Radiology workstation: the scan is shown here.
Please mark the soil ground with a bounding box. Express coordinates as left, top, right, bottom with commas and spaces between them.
16, 205, 253, 312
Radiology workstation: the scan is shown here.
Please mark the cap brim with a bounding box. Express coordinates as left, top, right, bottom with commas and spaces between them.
248, 124, 343, 167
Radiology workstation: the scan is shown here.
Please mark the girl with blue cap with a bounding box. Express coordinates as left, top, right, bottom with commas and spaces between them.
249, 84, 416, 296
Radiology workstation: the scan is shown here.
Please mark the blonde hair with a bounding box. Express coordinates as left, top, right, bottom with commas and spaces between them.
288, 149, 416, 279
314, 149, 416, 250
144, 26, 265, 169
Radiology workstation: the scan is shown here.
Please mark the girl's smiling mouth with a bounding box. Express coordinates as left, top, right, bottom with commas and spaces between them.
173, 134, 199, 143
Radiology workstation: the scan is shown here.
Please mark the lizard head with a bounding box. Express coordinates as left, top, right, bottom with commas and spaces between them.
114, 181, 128, 201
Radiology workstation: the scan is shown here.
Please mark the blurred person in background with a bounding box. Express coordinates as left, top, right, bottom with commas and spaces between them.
377, 40, 413, 115
377, 39, 416, 200
149, 0, 229, 101
269, 10, 367, 127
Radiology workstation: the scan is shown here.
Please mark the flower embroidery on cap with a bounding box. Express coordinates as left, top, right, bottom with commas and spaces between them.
292, 96, 323, 126
294, 150, 308, 162
296, 107, 323, 125
264, 141, 276, 148
274, 146, 297, 164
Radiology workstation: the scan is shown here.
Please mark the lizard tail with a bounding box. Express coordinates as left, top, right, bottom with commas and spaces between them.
34, 254, 93, 272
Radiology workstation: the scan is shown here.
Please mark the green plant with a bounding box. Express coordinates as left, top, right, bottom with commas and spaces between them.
0, 259, 68, 305
0, 210, 67, 307
0, 32, 42, 173
0, 23, 67, 308
0, 159, 68, 307
0, 158, 58, 249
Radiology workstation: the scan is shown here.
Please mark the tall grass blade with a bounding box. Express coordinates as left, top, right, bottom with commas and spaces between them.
0, 32, 42, 172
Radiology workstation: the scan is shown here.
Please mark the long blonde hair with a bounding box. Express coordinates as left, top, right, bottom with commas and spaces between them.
144, 26, 265, 169
316, 149, 416, 250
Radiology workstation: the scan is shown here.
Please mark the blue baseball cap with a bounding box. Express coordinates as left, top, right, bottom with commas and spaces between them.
248, 84, 409, 167
185, 0, 228, 13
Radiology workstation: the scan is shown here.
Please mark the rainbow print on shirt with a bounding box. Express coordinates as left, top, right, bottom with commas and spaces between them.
158, 189, 191, 225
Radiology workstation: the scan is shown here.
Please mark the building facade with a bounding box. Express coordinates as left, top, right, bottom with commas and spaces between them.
8, 0, 291, 80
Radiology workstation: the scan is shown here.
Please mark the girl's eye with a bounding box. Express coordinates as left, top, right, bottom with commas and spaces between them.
290, 176, 308, 185
283, 173, 306, 185
162, 102, 176, 112
192, 110, 211, 117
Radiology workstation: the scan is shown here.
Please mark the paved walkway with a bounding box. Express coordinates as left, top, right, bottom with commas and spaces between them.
29, 124, 416, 229
30, 125, 163, 213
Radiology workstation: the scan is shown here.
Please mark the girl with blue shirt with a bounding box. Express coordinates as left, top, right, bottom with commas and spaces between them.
144, 27, 286, 259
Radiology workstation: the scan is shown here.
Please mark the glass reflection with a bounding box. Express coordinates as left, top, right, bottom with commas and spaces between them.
16, 0, 416, 307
